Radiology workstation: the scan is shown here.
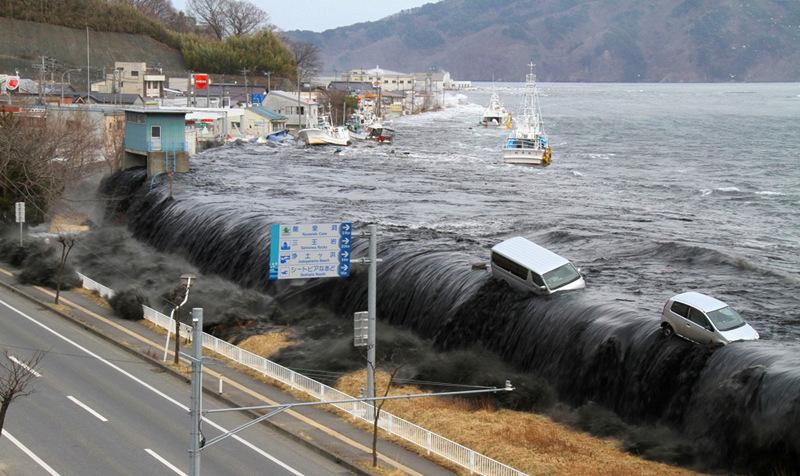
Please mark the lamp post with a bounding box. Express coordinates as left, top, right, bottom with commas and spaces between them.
163, 273, 197, 364
61, 68, 81, 105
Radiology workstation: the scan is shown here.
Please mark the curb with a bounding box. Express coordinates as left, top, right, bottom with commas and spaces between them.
0, 279, 371, 476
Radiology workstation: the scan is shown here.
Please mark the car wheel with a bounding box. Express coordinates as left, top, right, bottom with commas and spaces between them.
661, 323, 674, 338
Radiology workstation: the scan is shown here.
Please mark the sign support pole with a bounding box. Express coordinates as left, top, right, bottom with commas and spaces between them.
19, 221, 22, 247
367, 224, 377, 403
189, 308, 203, 476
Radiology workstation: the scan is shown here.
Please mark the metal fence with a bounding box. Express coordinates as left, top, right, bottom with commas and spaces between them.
78, 273, 525, 476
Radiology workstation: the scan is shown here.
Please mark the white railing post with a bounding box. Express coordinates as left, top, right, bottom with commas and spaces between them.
469, 451, 475, 475
426, 431, 432, 455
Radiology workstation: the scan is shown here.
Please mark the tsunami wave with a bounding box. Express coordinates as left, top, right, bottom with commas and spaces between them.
102, 169, 800, 473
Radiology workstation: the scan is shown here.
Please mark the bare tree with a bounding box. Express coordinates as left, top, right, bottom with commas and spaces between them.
226, 0, 269, 37
288, 40, 322, 79
0, 351, 44, 434
188, 0, 229, 39
370, 366, 402, 467
125, 0, 175, 22
0, 111, 100, 224
54, 234, 76, 305
103, 114, 126, 174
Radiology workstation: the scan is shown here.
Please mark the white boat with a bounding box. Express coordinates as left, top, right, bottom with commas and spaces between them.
481, 91, 512, 127
297, 115, 351, 146
502, 63, 552, 166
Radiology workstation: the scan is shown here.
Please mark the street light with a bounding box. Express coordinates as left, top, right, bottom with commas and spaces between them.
163, 273, 197, 364
61, 68, 81, 105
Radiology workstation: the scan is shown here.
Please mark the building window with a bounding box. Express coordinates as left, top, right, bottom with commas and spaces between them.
131, 71, 139, 77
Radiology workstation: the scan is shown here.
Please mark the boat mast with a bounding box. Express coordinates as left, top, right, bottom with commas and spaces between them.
521, 62, 541, 134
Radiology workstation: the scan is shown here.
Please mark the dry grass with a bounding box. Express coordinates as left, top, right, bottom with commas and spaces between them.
48, 302, 72, 315
238, 331, 295, 358
336, 370, 699, 476
136, 319, 697, 475
72, 287, 112, 309
49, 213, 90, 234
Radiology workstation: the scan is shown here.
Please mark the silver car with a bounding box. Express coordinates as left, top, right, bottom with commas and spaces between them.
660, 292, 759, 345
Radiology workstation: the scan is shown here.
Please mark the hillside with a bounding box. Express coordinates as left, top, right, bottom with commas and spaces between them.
0, 0, 295, 81
0, 18, 186, 80
286, 0, 800, 82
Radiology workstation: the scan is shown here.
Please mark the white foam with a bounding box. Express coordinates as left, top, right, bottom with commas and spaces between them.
716, 187, 741, 192
755, 191, 784, 196
572, 170, 584, 177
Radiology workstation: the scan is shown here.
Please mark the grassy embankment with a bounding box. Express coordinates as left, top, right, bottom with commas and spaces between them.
238, 332, 697, 476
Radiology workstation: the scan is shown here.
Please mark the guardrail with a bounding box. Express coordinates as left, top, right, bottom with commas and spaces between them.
79, 274, 525, 476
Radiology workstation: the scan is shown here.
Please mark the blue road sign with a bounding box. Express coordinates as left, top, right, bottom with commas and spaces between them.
269, 222, 353, 280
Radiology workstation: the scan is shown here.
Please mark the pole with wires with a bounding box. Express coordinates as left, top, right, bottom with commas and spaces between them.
189, 308, 203, 476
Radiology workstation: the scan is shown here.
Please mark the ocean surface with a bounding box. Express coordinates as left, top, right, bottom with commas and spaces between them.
179, 82, 800, 341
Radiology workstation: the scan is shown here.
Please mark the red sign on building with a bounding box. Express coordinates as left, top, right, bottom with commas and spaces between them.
6, 76, 19, 91
193, 73, 209, 90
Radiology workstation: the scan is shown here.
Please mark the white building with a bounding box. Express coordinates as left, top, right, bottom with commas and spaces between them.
263, 90, 319, 129
347, 66, 415, 93
92, 62, 166, 98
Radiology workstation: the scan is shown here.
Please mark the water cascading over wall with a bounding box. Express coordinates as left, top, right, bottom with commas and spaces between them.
103, 170, 800, 472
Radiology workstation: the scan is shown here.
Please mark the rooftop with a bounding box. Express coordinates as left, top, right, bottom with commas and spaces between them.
491, 237, 570, 273
671, 292, 728, 312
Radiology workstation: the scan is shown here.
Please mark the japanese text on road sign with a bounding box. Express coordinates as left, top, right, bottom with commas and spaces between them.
15, 202, 25, 223
269, 222, 352, 280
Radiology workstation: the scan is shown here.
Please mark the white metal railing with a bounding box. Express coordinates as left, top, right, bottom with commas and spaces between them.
80, 274, 525, 476
76, 272, 116, 299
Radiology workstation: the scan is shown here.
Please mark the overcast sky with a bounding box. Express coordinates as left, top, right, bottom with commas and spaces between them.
171, 0, 436, 32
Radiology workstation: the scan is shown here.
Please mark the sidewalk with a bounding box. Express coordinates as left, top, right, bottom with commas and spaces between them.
0, 264, 455, 476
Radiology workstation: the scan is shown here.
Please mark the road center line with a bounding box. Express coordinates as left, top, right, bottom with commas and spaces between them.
145, 448, 187, 476
0, 297, 303, 476
8, 355, 42, 377
1, 429, 60, 476
66, 395, 109, 422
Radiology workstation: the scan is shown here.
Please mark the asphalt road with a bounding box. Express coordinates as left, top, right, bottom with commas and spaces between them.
0, 288, 352, 475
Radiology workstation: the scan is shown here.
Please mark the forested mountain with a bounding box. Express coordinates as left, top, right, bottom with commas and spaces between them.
286, 0, 800, 81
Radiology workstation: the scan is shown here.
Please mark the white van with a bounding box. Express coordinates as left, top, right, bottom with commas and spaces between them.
490, 237, 586, 295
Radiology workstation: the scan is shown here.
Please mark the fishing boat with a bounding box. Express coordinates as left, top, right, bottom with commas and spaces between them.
481, 91, 512, 127
366, 123, 395, 143
502, 63, 552, 166
297, 115, 351, 146
347, 111, 374, 140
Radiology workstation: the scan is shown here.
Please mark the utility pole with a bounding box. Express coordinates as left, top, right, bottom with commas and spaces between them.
86, 26, 90, 97
264, 71, 271, 92
241, 68, 250, 105
188, 308, 203, 476
366, 224, 377, 401
296, 68, 302, 129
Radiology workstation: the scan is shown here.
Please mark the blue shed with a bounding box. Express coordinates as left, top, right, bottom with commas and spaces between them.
123, 108, 190, 176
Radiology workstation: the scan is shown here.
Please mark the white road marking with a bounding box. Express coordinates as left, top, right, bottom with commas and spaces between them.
144, 448, 187, 476
8, 355, 42, 377
66, 395, 109, 422
0, 298, 304, 476
1, 429, 60, 476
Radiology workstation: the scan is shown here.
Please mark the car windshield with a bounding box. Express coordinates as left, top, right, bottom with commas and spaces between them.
706, 306, 746, 332
543, 263, 581, 290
